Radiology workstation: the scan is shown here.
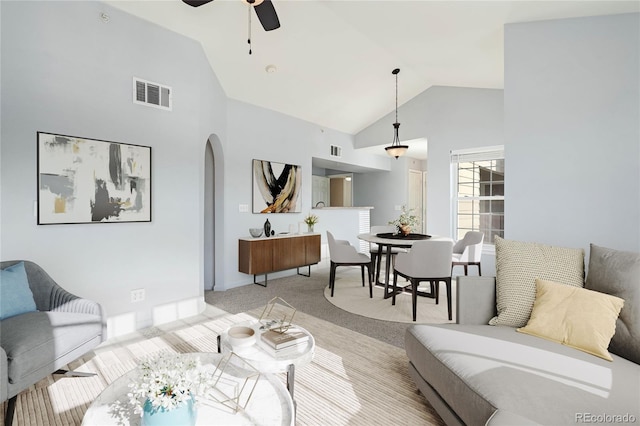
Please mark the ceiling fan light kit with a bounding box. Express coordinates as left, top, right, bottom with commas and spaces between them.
385, 68, 408, 159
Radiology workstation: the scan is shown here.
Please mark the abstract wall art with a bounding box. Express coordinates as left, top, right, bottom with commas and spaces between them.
37, 132, 152, 224
252, 159, 301, 213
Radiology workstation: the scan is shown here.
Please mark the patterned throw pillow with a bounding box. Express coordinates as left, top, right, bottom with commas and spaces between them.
489, 237, 585, 328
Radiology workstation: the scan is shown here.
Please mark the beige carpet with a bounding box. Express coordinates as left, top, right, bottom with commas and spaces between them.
324, 269, 456, 324
1, 307, 444, 426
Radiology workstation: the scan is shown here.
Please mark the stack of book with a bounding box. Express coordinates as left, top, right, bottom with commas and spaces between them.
260, 328, 309, 355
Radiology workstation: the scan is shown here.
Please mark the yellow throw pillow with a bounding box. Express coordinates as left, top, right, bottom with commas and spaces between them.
517, 278, 624, 361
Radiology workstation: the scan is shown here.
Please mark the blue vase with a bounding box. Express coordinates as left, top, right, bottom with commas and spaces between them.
142, 397, 196, 426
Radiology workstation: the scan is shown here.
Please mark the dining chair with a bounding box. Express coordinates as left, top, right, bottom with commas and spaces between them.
451, 231, 484, 276
326, 231, 373, 298
392, 240, 454, 321
369, 225, 405, 285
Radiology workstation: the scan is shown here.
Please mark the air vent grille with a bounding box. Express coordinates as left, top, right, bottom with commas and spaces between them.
133, 77, 172, 111
330, 145, 342, 158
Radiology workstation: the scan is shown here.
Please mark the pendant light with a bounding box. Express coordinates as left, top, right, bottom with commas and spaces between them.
384, 68, 408, 159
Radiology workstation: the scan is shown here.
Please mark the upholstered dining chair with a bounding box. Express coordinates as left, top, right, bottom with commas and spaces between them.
451, 231, 484, 276
327, 231, 373, 298
392, 240, 454, 321
368, 225, 405, 285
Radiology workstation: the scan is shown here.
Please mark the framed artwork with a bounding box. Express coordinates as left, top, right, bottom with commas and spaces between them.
252, 159, 301, 213
37, 132, 152, 224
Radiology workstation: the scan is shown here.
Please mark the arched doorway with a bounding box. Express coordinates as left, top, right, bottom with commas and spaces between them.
204, 135, 224, 291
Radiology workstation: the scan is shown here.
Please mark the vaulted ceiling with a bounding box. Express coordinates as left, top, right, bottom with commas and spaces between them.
107, 1, 639, 135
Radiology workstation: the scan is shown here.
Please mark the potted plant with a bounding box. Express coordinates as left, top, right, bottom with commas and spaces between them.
128, 352, 214, 426
389, 205, 419, 236
304, 213, 319, 232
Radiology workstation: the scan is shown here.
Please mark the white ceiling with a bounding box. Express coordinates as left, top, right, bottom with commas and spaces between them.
107, 0, 638, 138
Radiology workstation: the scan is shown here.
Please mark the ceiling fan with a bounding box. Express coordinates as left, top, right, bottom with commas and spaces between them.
182, 0, 280, 32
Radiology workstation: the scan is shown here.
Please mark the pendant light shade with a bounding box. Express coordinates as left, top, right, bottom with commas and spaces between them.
385, 68, 408, 159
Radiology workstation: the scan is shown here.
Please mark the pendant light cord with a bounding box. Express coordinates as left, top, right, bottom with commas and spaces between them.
395, 71, 398, 124
247, 5, 252, 55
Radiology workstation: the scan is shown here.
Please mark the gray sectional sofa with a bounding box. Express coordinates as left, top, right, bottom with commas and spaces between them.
406, 246, 640, 426
1, 260, 106, 425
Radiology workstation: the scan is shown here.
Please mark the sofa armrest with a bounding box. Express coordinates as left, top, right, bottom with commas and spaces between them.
0, 345, 8, 403
456, 276, 496, 325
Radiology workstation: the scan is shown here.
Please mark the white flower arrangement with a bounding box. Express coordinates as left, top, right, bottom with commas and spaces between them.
388, 205, 419, 228
128, 352, 215, 415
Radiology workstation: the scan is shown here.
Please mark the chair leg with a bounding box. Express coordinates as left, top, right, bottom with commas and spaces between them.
478, 263, 482, 276
330, 262, 337, 297
367, 262, 373, 298
360, 265, 365, 287
392, 271, 398, 305
435, 280, 440, 305
5, 395, 17, 426
411, 278, 418, 321
446, 277, 452, 321
463, 264, 468, 275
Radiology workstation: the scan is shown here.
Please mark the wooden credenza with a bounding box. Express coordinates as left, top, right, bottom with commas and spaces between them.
239, 233, 321, 286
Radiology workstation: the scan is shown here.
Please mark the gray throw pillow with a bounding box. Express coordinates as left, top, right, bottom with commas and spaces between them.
585, 244, 640, 364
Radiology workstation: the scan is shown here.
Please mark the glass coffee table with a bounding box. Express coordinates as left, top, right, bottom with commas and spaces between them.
217, 321, 315, 400
82, 352, 294, 426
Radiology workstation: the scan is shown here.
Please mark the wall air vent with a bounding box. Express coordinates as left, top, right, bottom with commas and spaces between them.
133, 77, 172, 111
330, 145, 342, 158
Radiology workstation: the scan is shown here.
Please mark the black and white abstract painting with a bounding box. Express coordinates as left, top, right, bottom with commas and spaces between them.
37, 132, 151, 224
252, 159, 301, 213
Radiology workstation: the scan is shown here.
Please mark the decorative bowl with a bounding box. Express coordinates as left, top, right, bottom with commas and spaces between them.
227, 326, 256, 348
249, 228, 263, 238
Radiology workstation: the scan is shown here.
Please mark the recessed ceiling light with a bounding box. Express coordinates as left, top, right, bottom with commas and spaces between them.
265, 64, 277, 74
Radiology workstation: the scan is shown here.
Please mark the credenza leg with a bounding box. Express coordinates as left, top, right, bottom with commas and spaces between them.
253, 274, 268, 287
296, 265, 311, 277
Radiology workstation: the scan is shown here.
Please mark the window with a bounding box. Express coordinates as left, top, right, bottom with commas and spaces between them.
451, 146, 504, 245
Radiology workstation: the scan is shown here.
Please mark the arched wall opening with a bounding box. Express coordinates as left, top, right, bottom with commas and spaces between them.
204, 134, 225, 291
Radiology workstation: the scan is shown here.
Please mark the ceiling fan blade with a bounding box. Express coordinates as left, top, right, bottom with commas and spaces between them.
254, 0, 280, 31
182, 0, 214, 7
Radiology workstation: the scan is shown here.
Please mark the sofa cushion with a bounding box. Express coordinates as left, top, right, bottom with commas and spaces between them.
490, 237, 584, 327
0, 311, 103, 383
585, 244, 640, 365
405, 324, 640, 425
517, 278, 624, 361
0, 261, 37, 320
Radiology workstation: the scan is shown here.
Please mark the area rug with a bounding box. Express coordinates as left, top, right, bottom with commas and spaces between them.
1, 307, 444, 426
324, 269, 456, 324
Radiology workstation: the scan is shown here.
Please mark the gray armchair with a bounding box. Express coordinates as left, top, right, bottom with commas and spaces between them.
1, 260, 106, 426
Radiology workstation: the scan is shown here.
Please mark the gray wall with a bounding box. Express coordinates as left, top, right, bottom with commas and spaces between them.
505, 13, 640, 254
1, 1, 227, 335
356, 86, 505, 275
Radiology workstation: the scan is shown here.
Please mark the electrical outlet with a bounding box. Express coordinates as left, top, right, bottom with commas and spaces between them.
131, 288, 145, 303
395, 205, 402, 211
239, 204, 249, 213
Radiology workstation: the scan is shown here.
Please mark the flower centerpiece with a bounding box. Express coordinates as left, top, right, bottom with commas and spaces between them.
388, 205, 419, 236
128, 352, 214, 426
304, 213, 319, 232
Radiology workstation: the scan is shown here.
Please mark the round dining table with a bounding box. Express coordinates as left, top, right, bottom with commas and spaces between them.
357, 232, 453, 299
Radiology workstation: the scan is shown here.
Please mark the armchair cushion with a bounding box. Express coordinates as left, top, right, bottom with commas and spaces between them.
0, 262, 37, 320
1, 311, 103, 385
490, 237, 584, 328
